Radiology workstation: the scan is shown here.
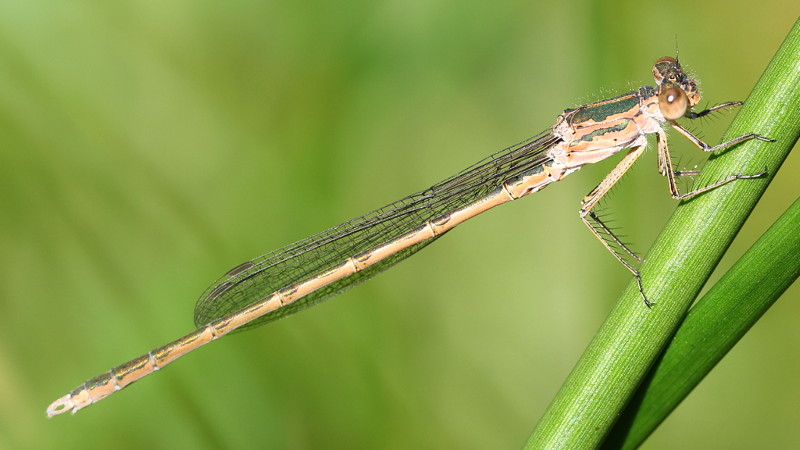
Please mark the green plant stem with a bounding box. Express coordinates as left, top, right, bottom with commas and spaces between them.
605, 195, 800, 448
524, 18, 800, 449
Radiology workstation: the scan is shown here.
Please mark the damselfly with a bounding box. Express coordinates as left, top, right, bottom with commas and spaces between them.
47, 56, 770, 416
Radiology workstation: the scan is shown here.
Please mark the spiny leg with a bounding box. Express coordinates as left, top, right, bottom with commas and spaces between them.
657, 128, 701, 197
580, 145, 653, 307
660, 101, 753, 177
586, 210, 642, 264
656, 132, 699, 177
684, 101, 743, 119
660, 125, 769, 199
670, 121, 772, 153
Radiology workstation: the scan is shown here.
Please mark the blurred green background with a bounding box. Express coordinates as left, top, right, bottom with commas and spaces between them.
1, 1, 797, 449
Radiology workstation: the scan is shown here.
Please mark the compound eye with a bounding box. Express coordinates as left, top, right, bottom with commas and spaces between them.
655, 56, 677, 66
658, 86, 689, 120
652, 56, 679, 84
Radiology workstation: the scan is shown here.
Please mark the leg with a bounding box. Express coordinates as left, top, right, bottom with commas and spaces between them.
659, 127, 768, 200
580, 145, 653, 307
684, 101, 742, 119
657, 129, 700, 177
670, 121, 772, 153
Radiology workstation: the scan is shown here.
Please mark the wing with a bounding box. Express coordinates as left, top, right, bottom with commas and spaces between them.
194, 130, 560, 330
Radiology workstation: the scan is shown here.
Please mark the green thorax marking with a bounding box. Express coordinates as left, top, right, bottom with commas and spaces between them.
574, 121, 630, 145
566, 91, 640, 125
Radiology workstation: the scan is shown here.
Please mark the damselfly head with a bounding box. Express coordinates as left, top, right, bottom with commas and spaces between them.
652, 56, 701, 120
